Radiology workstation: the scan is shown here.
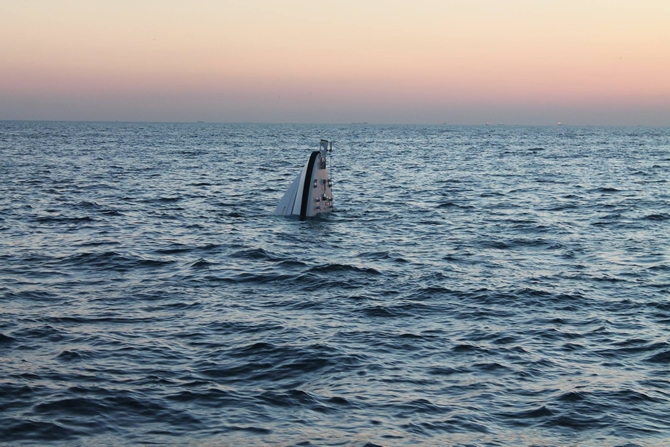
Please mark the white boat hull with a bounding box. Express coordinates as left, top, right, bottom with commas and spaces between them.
274, 141, 333, 219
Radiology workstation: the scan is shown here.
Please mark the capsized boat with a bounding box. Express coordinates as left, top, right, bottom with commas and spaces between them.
274, 139, 333, 220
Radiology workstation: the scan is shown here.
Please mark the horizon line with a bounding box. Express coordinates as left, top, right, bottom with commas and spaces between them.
0, 119, 665, 128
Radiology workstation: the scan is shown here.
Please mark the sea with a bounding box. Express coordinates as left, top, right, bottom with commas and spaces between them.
1, 121, 669, 446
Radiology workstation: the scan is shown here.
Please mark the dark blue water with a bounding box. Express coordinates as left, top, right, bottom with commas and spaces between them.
1, 121, 669, 446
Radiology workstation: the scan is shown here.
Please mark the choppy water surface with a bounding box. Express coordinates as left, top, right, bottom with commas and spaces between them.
1, 122, 669, 446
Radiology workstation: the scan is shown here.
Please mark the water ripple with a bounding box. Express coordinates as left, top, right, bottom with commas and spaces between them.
1, 122, 670, 445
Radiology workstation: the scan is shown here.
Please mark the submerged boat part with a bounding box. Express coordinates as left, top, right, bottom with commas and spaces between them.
274, 139, 334, 219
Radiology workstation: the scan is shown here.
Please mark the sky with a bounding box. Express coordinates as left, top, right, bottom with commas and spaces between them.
1, 0, 669, 125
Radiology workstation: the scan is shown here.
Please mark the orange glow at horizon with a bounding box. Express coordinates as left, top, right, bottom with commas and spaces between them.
1, 0, 669, 124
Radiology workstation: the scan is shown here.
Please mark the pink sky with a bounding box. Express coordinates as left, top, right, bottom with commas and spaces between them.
1, 0, 669, 125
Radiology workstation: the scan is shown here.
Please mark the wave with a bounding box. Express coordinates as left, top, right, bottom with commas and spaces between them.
643, 213, 670, 221
56, 251, 175, 271
308, 263, 381, 275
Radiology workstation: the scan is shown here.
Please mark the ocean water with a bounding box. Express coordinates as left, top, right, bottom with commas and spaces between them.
1, 121, 669, 446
